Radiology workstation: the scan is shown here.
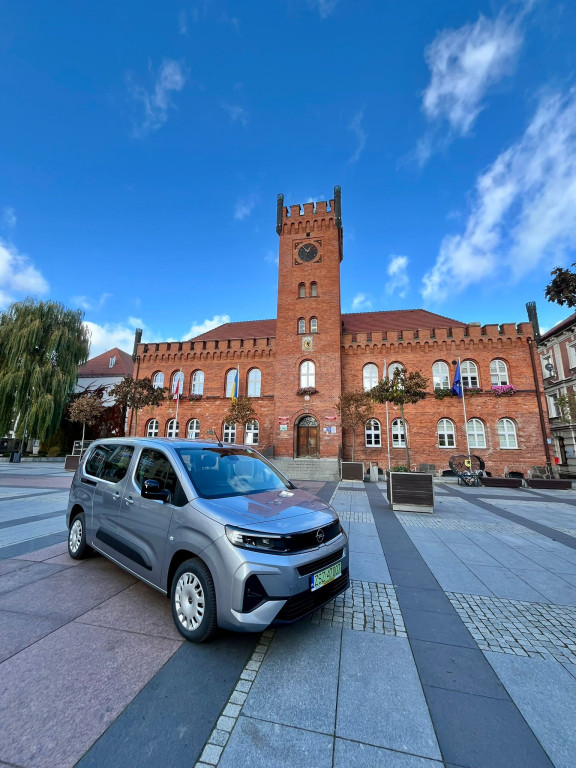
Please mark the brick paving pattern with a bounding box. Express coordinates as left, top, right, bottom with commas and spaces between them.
310, 579, 406, 635
395, 512, 546, 536
447, 591, 576, 664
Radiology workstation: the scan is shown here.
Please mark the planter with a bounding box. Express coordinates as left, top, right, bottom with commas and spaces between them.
65, 455, 81, 471
481, 477, 522, 488
386, 471, 434, 513
526, 478, 572, 490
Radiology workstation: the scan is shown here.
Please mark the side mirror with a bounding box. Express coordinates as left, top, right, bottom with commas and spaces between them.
142, 478, 170, 503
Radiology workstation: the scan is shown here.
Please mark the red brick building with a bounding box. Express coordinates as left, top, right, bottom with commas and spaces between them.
132, 188, 551, 479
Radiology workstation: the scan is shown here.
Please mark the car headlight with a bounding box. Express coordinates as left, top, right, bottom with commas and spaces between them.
225, 525, 289, 553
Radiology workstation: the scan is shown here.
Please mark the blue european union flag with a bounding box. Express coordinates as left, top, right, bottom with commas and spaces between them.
451, 361, 463, 398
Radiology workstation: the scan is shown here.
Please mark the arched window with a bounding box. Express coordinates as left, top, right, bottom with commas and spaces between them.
171, 370, 184, 395
437, 418, 455, 448
310, 282, 318, 297
146, 419, 159, 437
467, 418, 485, 448
365, 419, 381, 447
491, 360, 509, 386
363, 363, 379, 391
310, 317, 318, 334
462, 360, 479, 388
187, 419, 200, 439
152, 372, 164, 389
300, 360, 315, 388
498, 418, 517, 448
167, 419, 179, 438
191, 370, 204, 395
223, 422, 236, 443
244, 420, 259, 445
392, 418, 407, 448
247, 368, 261, 397
298, 283, 306, 298
298, 318, 306, 334
225, 369, 238, 397
388, 362, 404, 381
433, 361, 450, 390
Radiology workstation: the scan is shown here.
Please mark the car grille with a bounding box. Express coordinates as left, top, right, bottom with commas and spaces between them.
297, 548, 344, 577
272, 568, 349, 624
284, 520, 341, 553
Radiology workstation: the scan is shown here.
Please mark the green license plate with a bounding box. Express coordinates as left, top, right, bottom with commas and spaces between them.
310, 561, 342, 592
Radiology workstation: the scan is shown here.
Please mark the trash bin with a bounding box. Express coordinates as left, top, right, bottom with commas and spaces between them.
9, 451, 21, 463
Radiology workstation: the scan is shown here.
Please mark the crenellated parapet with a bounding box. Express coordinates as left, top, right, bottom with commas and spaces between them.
137, 336, 276, 364
277, 185, 342, 236
341, 322, 535, 351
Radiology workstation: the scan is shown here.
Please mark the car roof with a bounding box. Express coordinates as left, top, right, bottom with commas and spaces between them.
90, 437, 245, 450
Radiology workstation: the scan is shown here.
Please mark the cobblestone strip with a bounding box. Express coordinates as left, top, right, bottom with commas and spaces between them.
310, 579, 406, 635
395, 513, 545, 536
337, 510, 374, 522
447, 592, 576, 665
194, 630, 276, 768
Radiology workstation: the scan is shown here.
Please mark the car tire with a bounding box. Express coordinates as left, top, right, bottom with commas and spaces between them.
171, 558, 218, 643
68, 512, 91, 560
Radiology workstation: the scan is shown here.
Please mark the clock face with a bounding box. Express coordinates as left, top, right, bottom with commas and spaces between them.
298, 243, 318, 262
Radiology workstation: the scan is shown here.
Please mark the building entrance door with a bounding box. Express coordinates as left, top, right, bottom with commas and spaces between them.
296, 416, 319, 458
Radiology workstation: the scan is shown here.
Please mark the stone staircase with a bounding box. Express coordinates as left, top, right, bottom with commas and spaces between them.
271, 457, 340, 482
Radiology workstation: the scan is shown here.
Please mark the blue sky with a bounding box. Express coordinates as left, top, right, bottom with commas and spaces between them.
1, 0, 575, 356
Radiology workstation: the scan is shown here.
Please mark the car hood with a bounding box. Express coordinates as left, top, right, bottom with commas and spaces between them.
196, 488, 337, 532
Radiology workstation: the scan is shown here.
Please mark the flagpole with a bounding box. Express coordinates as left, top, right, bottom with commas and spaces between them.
383, 360, 391, 470
174, 368, 183, 430
459, 357, 471, 459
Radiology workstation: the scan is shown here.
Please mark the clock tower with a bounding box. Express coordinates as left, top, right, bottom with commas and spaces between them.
273, 187, 344, 459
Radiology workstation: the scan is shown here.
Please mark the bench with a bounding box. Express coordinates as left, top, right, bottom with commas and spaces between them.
481, 477, 522, 488
526, 478, 572, 490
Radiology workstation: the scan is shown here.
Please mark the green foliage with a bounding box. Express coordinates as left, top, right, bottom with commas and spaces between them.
47, 446, 61, 457
434, 387, 454, 400
224, 396, 255, 426
335, 389, 373, 461
545, 263, 576, 308
67, 394, 106, 427
557, 393, 576, 422
0, 299, 90, 441
391, 465, 409, 472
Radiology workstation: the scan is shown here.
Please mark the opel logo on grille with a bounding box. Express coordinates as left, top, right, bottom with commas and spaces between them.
316, 528, 325, 544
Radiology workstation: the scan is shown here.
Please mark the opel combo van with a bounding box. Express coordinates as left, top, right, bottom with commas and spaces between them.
66, 438, 349, 642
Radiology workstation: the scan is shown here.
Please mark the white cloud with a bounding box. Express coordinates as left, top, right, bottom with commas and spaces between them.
386, 255, 410, 298
352, 293, 372, 311
348, 110, 367, 164
264, 249, 278, 266
128, 59, 188, 137
222, 102, 249, 127
422, 87, 576, 302
72, 293, 111, 312
234, 195, 258, 221
0, 239, 49, 307
185, 314, 231, 339
2, 207, 16, 230
178, 10, 188, 35
308, 0, 338, 19
417, 10, 525, 162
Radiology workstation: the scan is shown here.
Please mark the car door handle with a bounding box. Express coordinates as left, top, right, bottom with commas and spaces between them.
112, 492, 121, 500
125, 496, 134, 505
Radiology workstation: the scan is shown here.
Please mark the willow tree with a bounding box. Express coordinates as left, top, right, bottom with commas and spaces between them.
0, 299, 90, 442
369, 366, 429, 470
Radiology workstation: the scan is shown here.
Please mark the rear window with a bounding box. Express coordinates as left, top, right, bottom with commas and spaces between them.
176, 447, 291, 499
85, 444, 134, 484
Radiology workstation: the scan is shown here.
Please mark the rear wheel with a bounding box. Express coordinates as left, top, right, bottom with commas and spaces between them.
171, 558, 218, 643
68, 512, 91, 559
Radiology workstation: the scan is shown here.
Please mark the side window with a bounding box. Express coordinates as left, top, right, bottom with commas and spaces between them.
86, 443, 134, 484
135, 449, 178, 495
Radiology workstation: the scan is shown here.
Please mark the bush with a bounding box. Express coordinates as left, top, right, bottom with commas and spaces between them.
47, 446, 61, 457
391, 465, 409, 472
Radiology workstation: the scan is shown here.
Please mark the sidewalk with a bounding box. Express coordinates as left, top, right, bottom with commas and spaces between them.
1, 480, 576, 767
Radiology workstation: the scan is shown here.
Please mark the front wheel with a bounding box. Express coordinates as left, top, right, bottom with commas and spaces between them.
171, 558, 218, 643
68, 512, 92, 559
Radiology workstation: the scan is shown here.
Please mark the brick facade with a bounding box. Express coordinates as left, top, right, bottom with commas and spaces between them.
131, 188, 551, 477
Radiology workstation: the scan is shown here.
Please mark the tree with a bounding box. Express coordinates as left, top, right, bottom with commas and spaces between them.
109, 377, 166, 436
0, 299, 90, 442
545, 263, 576, 308
67, 394, 106, 450
224, 397, 256, 428
369, 367, 429, 470
335, 390, 373, 461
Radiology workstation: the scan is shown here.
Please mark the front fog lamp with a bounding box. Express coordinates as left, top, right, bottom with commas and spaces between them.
225, 525, 287, 552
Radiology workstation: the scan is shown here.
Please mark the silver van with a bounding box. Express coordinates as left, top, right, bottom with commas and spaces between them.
66, 438, 349, 642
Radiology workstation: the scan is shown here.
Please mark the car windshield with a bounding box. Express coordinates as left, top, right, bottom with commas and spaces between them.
175, 447, 292, 499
